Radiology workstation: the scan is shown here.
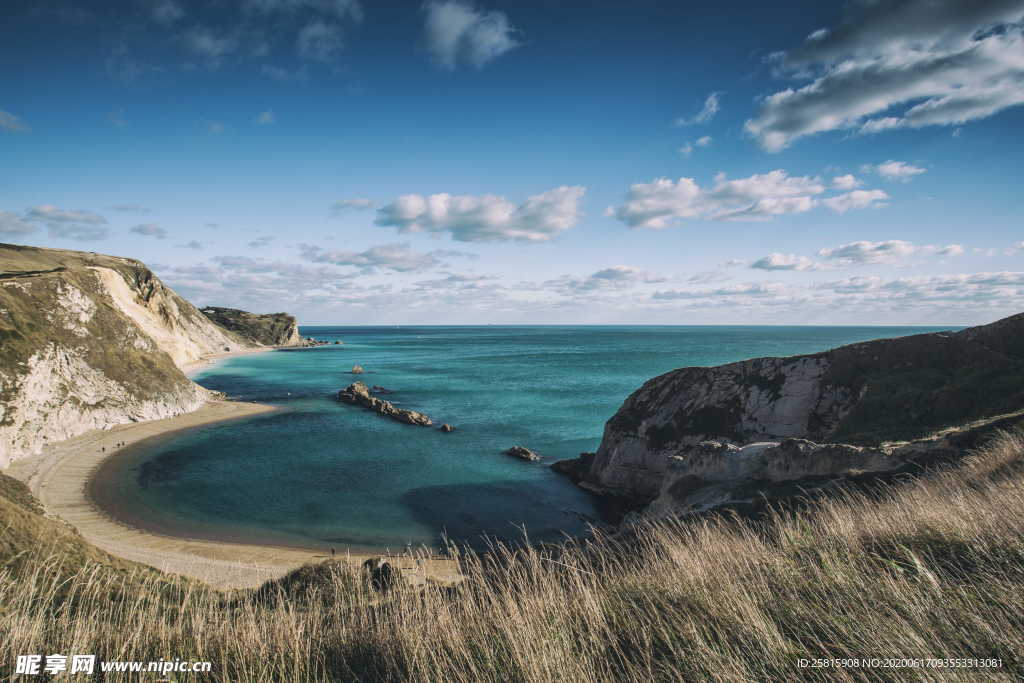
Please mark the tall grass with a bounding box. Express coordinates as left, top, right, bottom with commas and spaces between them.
3, 432, 1024, 681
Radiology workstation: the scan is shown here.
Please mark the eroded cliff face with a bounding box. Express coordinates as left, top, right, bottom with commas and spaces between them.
568, 312, 1024, 518
0, 244, 258, 467
198, 306, 303, 347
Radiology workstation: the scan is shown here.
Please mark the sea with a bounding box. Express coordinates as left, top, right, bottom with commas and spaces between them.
90, 325, 953, 552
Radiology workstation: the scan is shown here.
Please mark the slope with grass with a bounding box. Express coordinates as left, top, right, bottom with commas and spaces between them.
560, 312, 1024, 519
0, 243, 260, 466
2, 428, 1023, 680
198, 306, 304, 347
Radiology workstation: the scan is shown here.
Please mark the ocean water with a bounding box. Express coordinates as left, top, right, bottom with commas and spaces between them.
93, 325, 951, 552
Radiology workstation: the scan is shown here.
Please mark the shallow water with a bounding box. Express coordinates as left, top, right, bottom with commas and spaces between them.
95, 325, 951, 551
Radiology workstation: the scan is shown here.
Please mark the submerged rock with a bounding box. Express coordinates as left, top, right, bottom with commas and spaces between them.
504, 445, 541, 462
337, 381, 432, 426
351, 364, 364, 374
439, 423, 455, 433
371, 385, 394, 394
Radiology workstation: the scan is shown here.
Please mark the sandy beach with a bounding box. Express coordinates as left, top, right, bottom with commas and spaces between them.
6, 401, 462, 591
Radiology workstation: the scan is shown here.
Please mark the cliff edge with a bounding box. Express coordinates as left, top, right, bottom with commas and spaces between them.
0, 243, 261, 467
561, 312, 1024, 518
199, 306, 303, 347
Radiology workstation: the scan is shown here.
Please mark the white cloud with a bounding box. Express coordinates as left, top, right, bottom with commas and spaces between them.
130, 223, 168, 239
248, 236, 274, 248
0, 211, 36, 235
182, 27, 238, 64
207, 121, 225, 134
0, 110, 30, 133
330, 198, 376, 214
25, 205, 106, 225
745, 1, 1024, 151
679, 136, 713, 158
673, 92, 720, 126
375, 186, 585, 242
612, 170, 828, 228
653, 282, 786, 300
871, 160, 927, 181
255, 110, 276, 125
831, 174, 860, 190
179, 240, 204, 249
817, 239, 964, 264
300, 243, 444, 272
423, 0, 520, 70
297, 20, 344, 61
822, 189, 889, 213
150, 0, 184, 23
109, 204, 150, 213
25, 204, 110, 241
750, 253, 820, 271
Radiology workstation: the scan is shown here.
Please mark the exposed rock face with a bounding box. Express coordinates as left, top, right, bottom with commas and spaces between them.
198, 306, 303, 347
504, 446, 541, 462
337, 382, 432, 426
351, 365, 364, 374
439, 423, 455, 433
0, 244, 263, 467
560, 312, 1024, 519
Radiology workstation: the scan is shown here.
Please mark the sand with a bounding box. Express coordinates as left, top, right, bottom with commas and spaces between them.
7, 398, 462, 590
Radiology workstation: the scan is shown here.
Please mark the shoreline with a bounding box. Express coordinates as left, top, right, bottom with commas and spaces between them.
6, 343, 462, 588
182, 345, 282, 377
5, 400, 338, 588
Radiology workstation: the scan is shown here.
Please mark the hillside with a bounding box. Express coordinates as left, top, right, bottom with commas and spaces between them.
0, 243, 258, 466
199, 306, 303, 347
2, 428, 1022, 680
557, 312, 1024, 518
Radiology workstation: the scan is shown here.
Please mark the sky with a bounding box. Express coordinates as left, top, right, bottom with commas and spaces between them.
1, 0, 1023, 325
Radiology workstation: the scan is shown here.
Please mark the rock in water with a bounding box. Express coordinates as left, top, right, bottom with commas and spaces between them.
371, 385, 394, 394
504, 446, 541, 462
439, 423, 455, 433
337, 381, 433, 426
351, 364, 364, 374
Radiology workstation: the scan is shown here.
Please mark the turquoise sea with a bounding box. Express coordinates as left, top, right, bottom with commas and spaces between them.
91, 325, 952, 552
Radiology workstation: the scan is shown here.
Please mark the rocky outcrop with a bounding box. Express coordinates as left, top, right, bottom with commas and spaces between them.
504, 446, 541, 462
337, 382, 433, 426
0, 244, 263, 467
351, 365, 364, 374
439, 423, 455, 433
199, 306, 303, 347
559, 312, 1024, 519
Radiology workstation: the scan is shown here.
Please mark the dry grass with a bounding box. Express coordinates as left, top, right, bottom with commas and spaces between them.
4, 431, 1024, 681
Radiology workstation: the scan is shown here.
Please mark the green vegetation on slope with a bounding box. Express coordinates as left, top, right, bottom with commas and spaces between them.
198, 306, 300, 347
2, 431, 1024, 681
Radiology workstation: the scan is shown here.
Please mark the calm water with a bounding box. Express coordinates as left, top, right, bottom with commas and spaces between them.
95, 325, 951, 551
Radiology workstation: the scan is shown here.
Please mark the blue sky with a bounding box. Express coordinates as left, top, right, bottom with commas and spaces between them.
2, 0, 1022, 324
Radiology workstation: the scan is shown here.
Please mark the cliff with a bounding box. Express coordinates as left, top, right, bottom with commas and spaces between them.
199, 306, 303, 347
0, 243, 260, 467
562, 312, 1024, 518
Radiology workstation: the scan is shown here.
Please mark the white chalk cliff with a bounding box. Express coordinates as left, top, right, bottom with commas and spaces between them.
558, 312, 1024, 519
0, 244, 294, 467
